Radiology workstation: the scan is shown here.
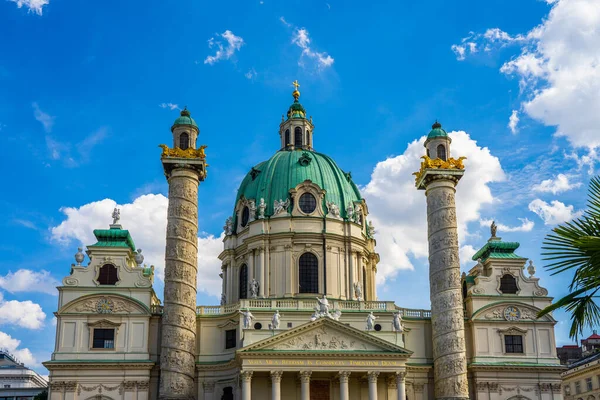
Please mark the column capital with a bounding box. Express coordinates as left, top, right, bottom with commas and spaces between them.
367, 371, 379, 383
240, 370, 253, 382
386, 376, 397, 389
298, 370, 312, 383
395, 371, 406, 381
270, 370, 283, 383
337, 371, 351, 383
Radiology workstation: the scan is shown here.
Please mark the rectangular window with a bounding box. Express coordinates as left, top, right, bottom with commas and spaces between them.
587, 377, 593, 391
504, 335, 523, 353
225, 329, 236, 349
576, 381, 581, 394
92, 328, 115, 349
3, 385, 10, 388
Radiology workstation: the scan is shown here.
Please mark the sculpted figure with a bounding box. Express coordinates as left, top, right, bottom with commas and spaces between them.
250, 278, 259, 299
273, 199, 290, 215
368, 221, 375, 237
310, 307, 320, 322
392, 311, 404, 332
331, 309, 342, 321
220, 293, 226, 306
353, 204, 363, 224
248, 200, 257, 222
316, 294, 330, 316
353, 281, 363, 301
112, 208, 120, 224
224, 217, 233, 235
326, 201, 340, 218
239, 308, 254, 329
346, 203, 354, 221
491, 220, 498, 238
258, 198, 266, 219
272, 310, 281, 329
366, 312, 377, 331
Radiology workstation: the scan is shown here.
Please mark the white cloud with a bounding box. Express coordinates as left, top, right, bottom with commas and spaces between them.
8, 0, 48, 15
245, 68, 257, 80
362, 130, 505, 284
279, 16, 291, 27
159, 103, 179, 111
204, 30, 244, 65
0, 292, 46, 329
0, 270, 59, 295
508, 110, 519, 134
532, 173, 582, 194
32, 102, 54, 133
453, 0, 600, 152
459, 245, 477, 267
291, 28, 334, 69
50, 195, 223, 298
528, 199, 583, 225
0, 331, 37, 367
479, 218, 535, 233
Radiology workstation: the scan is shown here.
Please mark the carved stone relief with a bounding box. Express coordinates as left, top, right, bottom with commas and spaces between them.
72, 296, 134, 314
269, 326, 379, 351
481, 305, 544, 321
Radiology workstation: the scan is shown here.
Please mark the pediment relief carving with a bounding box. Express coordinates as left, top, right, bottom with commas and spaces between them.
474, 304, 551, 322
60, 295, 148, 315
269, 325, 381, 351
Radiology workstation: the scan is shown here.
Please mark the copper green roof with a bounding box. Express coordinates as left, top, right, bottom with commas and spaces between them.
89, 227, 136, 252
171, 107, 198, 131
425, 121, 448, 142
471, 239, 524, 262
235, 149, 362, 223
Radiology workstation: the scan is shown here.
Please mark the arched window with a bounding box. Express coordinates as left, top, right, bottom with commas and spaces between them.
299, 253, 318, 293
306, 131, 310, 147
179, 132, 190, 150
295, 127, 303, 146
239, 264, 248, 299
437, 144, 447, 161
241, 207, 250, 227
284, 129, 290, 147
98, 264, 118, 285
462, 281, 468, 300
499, 274, 518, 294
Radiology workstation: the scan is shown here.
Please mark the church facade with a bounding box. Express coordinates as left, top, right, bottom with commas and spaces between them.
44, 85, 564, 400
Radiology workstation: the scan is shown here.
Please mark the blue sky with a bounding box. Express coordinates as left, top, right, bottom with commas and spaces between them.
1, 0, 599, 375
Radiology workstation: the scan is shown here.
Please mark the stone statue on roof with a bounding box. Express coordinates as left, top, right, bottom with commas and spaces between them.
491, 220, 498, 238
112, 208, 120, 225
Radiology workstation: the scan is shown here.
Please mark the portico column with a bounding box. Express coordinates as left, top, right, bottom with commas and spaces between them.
338, 371, 350, 400
299, 371, 312, 400
368, 371, 379, 400
226, 262, 233, 303
259, 247, 265, 298
396, 372, 406, 400
270, 371, 283, 400
241, 371, 253, 400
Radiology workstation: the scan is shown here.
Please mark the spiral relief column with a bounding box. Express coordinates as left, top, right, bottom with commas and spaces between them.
159, 109, 207, 400
414, 122, 468, 399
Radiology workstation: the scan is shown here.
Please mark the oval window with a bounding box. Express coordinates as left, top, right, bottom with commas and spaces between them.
241, 207, 250, 227
299, 193, 317, 214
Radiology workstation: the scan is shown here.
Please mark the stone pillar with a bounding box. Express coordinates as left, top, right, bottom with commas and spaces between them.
339, 371, 351, 400
396, 372, 406, 400
259, 247, 265, 298
241, 371, 253, 400
299, 371, 311, 400
270, 371, 283, 400
160, 166, 203, 400
368, 371, 379, 400
425, 179, 468, 399
226, 261, 233, 303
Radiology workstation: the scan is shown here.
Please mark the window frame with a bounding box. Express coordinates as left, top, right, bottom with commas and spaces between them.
88, 319, 121, 351
225, 329, 237, 349
298, 192, 317, 214
437, 144, 447, 161
239, 264, 248, 300
95, 263, 120, 286
241, 206, 250, 227
294, 127, 303, 147
497, 272, 520, 295
179, 132, 190, 150
92, 328, 115, 349
575, 380, 581, 394
284, 129, 290, 147
298, 252, 319, 294
498, 326, 527, 355
504, 334, 524, 354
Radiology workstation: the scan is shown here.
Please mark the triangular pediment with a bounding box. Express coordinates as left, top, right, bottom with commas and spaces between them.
239, 318, 411, 354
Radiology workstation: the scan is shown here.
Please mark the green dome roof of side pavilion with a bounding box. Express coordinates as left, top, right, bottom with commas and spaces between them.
235, 149, 362, 219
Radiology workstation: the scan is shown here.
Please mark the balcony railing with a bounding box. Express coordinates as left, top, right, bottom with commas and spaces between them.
151, 299, 431, 319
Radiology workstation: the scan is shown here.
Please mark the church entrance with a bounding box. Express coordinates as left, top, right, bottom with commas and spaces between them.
310, 380, 330, 400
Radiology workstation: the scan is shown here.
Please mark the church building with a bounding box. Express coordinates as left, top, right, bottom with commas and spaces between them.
44, 84, 564, 400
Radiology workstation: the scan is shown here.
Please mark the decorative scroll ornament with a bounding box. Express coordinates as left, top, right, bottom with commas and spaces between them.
298, 152, 312, 166
413, 155, 467, 183
96, 298, 115, 314
159, 144, 207, 159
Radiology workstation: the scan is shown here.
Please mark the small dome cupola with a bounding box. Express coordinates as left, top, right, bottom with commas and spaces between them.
279, 80, 314, 151
424, 120, 451, 161
171, 107, 199, 150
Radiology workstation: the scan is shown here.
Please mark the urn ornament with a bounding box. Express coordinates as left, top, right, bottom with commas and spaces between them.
135, 249, 144, 266
74, 247, 85, 266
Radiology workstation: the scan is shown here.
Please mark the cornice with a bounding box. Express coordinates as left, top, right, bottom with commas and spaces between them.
43, 360, 154, 370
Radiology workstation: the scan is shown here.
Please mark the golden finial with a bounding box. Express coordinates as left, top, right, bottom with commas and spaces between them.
292, 80, 300, 100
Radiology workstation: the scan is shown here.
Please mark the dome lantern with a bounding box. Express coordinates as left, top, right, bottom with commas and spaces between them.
279, 80, 314, 151
424, 120, 452, 161
170, 107, 199, 150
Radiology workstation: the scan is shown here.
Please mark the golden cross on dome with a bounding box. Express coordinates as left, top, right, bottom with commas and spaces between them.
292, 80, 300, 90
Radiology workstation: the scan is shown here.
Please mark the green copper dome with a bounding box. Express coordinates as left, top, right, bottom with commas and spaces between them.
171, 107, 198, 131
235, 149, 362, 219
426, 121, 448, 140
